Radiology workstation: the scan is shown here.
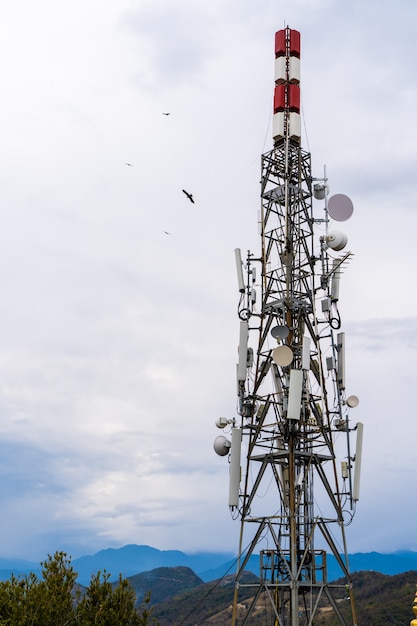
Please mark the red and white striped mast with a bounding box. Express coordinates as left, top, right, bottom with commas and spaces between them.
215, 26, 362, 625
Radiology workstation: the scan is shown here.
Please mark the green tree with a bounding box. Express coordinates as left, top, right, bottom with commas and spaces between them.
0, 551, 158, 626
76, 570, 154, 625
0, 571, 40, 625
38, 551, 78, 625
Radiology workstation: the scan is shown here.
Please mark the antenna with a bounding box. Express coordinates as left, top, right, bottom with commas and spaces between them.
272, 345, 294, 367
328, 193, 354, 221
353, 422, 364, 501
301, 336, 311, 370
337, 332, 345, 389
213, 435, 230, 456
271, 324, 290, 340
313, 182, 327, 199
287, 369, 303, 421
234, 248, 245, 293
331, 258, 342, 301
327, 230, 348, 251
228, 427, 242, 507
236, 321, 249, 382
215, 417, 233, 428
346, 395, 359, 408
271, 362, 283, 395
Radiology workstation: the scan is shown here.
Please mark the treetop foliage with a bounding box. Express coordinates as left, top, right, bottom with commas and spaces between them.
0, 551, 159, 625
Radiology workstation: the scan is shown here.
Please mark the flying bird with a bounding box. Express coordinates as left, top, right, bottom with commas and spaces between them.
124, 162, 134, 167
163, 231, 172, 235
182, 189, 195, 204
162, 112, 170, 116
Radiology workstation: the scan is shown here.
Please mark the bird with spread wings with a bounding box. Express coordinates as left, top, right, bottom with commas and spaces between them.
182, 189, 194, 204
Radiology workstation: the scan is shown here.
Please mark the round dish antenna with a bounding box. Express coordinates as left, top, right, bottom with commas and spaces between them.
216, 417, 233, 429
346, 395, 359, 408
327, 230, 348, 251
328, 194, 354, 222
313, 183, 328, 200
272, 345, 293, 367
271, 325, 290, 340
213, 435, 231, 456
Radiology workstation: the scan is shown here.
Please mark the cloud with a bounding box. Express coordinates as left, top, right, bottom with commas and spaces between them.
122, 2, 220, 89
347, 318, 417, 351
0, 0, 415, 563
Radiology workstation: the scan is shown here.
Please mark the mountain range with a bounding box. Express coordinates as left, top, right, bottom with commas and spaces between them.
1, 544, 417, 586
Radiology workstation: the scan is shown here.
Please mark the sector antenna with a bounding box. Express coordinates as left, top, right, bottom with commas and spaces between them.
214, 27, 363, 626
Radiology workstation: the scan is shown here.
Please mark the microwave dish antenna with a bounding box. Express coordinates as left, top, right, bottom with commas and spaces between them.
271, 324, 290, 340
328, 193, 354, 221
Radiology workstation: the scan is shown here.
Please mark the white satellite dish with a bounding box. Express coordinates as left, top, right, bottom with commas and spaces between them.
271, 325, 290, 340
328, 194, 354, 222
216, 417, 232, 429
346, 395, 359, 408
313, 183, 328, 200
327, 230, 348, 251
272, 345, 293, 367
213, 435, 231, 456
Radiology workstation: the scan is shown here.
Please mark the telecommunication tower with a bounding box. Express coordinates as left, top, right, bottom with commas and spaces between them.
214, 27, 363, 625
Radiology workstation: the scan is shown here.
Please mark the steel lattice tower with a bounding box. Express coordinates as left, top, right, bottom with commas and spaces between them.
214, 27, 363, 626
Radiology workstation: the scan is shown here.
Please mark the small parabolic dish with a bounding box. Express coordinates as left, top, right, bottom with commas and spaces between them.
346, 395, 359, 408
272, 345, 293, 367
328, 194, 354, 222
213, 435, 231, 456
327, 230, 348, 251
313, 183, 327, 200
271, 325, 290, 340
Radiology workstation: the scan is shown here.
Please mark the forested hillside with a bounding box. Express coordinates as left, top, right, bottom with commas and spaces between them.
144, 569, 417, 625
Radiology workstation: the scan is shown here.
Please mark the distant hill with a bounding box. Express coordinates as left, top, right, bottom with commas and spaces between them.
316, 570, 417, 626
345, 550, 417, 576
147, 570, 259, 626
177, 548, 417, 584
126, 566, 203, 605
0, 557, 41, 582
72, 544, 417, 586
1, 544, 417, 587
141, 568, 417, 626
72, 544, 235, 585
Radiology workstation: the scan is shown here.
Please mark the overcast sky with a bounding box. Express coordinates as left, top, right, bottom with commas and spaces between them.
0, 0, 416, 563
